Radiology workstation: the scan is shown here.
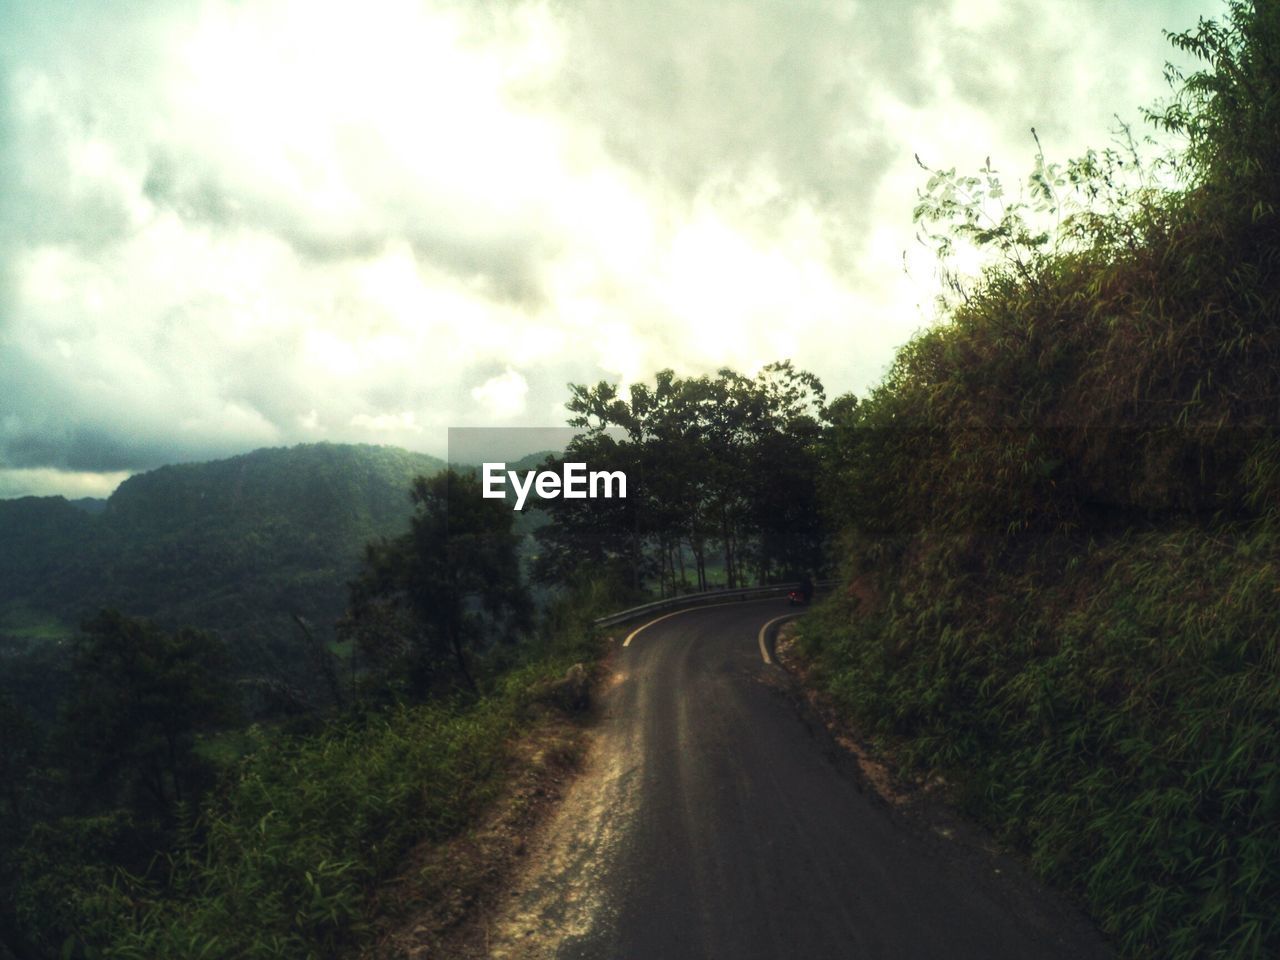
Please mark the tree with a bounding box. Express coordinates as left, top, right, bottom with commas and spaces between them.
542, 362, 829, 594
58, 610, 236, 814
347, 470, 531, 697
0, 694, 37, 824
1149, 0, 1280, 199
530, 434, 649, 592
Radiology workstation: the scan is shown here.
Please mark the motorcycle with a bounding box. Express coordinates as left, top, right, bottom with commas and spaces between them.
788, 577, 815, 606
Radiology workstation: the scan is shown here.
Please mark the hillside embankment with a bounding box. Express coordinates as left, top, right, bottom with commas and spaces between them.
800, 6, 1280, 958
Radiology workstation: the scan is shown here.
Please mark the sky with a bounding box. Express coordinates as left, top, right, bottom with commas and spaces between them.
0, 0, 1225, 499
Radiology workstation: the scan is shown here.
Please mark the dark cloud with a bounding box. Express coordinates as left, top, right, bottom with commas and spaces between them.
399, 218, 557, 307
1, 421, 232, 474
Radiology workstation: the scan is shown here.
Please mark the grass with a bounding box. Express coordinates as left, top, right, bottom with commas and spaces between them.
799, 523, 1280, 958
50, 612, 605, 960
804, 5, 1280, 956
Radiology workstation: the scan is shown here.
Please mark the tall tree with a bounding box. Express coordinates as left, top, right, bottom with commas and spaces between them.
530, 434, 648, 592
0, 694, 36, 824
58, 610, 236, 813
348, 470, 531, 696
543, 362, 829, 594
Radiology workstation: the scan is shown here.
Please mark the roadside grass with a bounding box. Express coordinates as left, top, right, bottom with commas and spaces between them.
52, 598, 607, 960
806, 6, 1280, 955
800, 525, 1280, 960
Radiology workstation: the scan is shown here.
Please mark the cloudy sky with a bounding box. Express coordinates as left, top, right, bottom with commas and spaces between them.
1, 0, 1223, 498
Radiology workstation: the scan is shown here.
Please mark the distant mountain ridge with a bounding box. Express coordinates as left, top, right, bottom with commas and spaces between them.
0, 443, 448, 686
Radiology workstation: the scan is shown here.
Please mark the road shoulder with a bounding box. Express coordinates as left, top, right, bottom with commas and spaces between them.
773, 623, 1114, 959
357, 673, 605, 959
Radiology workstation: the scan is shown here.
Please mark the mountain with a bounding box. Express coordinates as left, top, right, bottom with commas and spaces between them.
0, 443, 446, 696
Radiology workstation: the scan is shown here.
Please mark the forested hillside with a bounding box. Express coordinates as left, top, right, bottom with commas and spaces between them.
801, 4, 1280, 957
0, 461, 599, 959
0, 443, 445, 704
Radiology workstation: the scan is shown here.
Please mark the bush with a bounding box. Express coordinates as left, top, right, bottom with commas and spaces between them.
63, 698, 516, 959
807, 4, 1280, 957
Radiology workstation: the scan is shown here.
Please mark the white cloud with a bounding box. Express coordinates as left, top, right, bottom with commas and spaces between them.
0, 468, 131, 500
471, 368, 530, 419
0, 0, 1224, 494
350, 411, 422, 433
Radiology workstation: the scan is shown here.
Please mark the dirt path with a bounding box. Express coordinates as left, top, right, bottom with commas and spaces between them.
479, 665, 638, 958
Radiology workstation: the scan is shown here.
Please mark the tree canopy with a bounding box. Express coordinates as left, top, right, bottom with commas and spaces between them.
345, 470, 532, 696
534, 361, 829, 594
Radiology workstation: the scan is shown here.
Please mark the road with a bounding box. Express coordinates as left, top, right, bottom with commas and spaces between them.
487, 597, 1110, 959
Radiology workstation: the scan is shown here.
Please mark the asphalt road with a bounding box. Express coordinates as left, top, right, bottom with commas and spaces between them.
494, 596, 1110, 960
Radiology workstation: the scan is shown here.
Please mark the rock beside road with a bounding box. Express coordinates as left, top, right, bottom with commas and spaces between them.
536, 662, 592, 713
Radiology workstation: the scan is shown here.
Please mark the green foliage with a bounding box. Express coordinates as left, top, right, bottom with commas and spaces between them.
0, 443, 447, 703
1148, 1, 1280, 201
50, 698, 519, 959
3, 535, 609, 960
530, 571, 629, 668
801, 527, 1280, 958
345, 469, 533, 697
0, 449, 571, 955
59, 611, 239, 814
0, 693, 38, 821
2, 612, 242, 956
540, 361, 829, 594
11, 810, 140, 957
807, 4, 1280, 958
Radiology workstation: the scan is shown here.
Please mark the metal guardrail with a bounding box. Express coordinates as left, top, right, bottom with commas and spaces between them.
593, 579, 841, 629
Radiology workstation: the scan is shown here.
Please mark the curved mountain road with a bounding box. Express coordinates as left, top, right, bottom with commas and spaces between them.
487, 597, 1110, 959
